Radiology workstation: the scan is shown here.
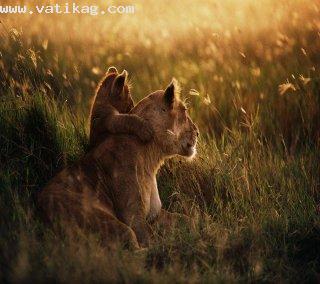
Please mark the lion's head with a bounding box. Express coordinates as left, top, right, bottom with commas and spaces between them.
96, 67, 134, 114
131, 79, 199, 158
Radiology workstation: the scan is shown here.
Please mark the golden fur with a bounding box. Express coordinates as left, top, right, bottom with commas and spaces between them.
89, 67, 153, 148
38, 79, 199, 248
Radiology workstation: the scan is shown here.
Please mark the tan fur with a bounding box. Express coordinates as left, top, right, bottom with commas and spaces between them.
38, 79, 199, 248
89, 67, 153, 148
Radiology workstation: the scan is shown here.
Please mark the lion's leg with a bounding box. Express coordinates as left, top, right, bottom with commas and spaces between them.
89, 208, 140, 250
119, 209, 152, 248
39, 186, 140, 249
113, 176, 152, 248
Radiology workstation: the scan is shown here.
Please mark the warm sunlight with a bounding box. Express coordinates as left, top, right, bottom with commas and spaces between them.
1, 0, 319, 282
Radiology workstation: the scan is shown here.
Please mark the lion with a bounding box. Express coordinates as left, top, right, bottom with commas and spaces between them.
89, 66, 153, 148
38, 78, 199, 249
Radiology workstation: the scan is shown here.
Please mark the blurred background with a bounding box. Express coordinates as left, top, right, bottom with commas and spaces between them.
1, 0, 319, 146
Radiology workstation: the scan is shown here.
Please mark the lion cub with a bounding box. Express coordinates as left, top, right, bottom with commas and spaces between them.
89, 67, 153, 147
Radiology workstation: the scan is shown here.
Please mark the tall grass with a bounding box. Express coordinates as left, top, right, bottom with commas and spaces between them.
1, 0, 320, 282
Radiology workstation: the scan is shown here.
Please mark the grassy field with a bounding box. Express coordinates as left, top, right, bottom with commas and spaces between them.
1, 0, 320, 282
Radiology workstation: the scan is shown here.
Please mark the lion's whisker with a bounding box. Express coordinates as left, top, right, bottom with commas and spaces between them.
166, 129, 176, 136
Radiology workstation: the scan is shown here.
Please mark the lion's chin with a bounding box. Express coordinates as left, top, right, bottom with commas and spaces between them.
181, 145, 197, 160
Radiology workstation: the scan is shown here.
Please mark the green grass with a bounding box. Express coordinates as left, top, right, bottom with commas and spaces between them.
1, 1, 320, 282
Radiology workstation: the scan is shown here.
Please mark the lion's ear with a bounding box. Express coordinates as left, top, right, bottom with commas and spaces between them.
107, 66, 118, 74
164, 78, 180, 107
97, 67, 118, 91
111, 70, 128, 97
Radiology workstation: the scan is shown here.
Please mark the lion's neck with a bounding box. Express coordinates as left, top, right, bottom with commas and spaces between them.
138, 142, 169, 175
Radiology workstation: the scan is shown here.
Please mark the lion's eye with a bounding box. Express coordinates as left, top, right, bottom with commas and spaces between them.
161, 108, 166, 112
